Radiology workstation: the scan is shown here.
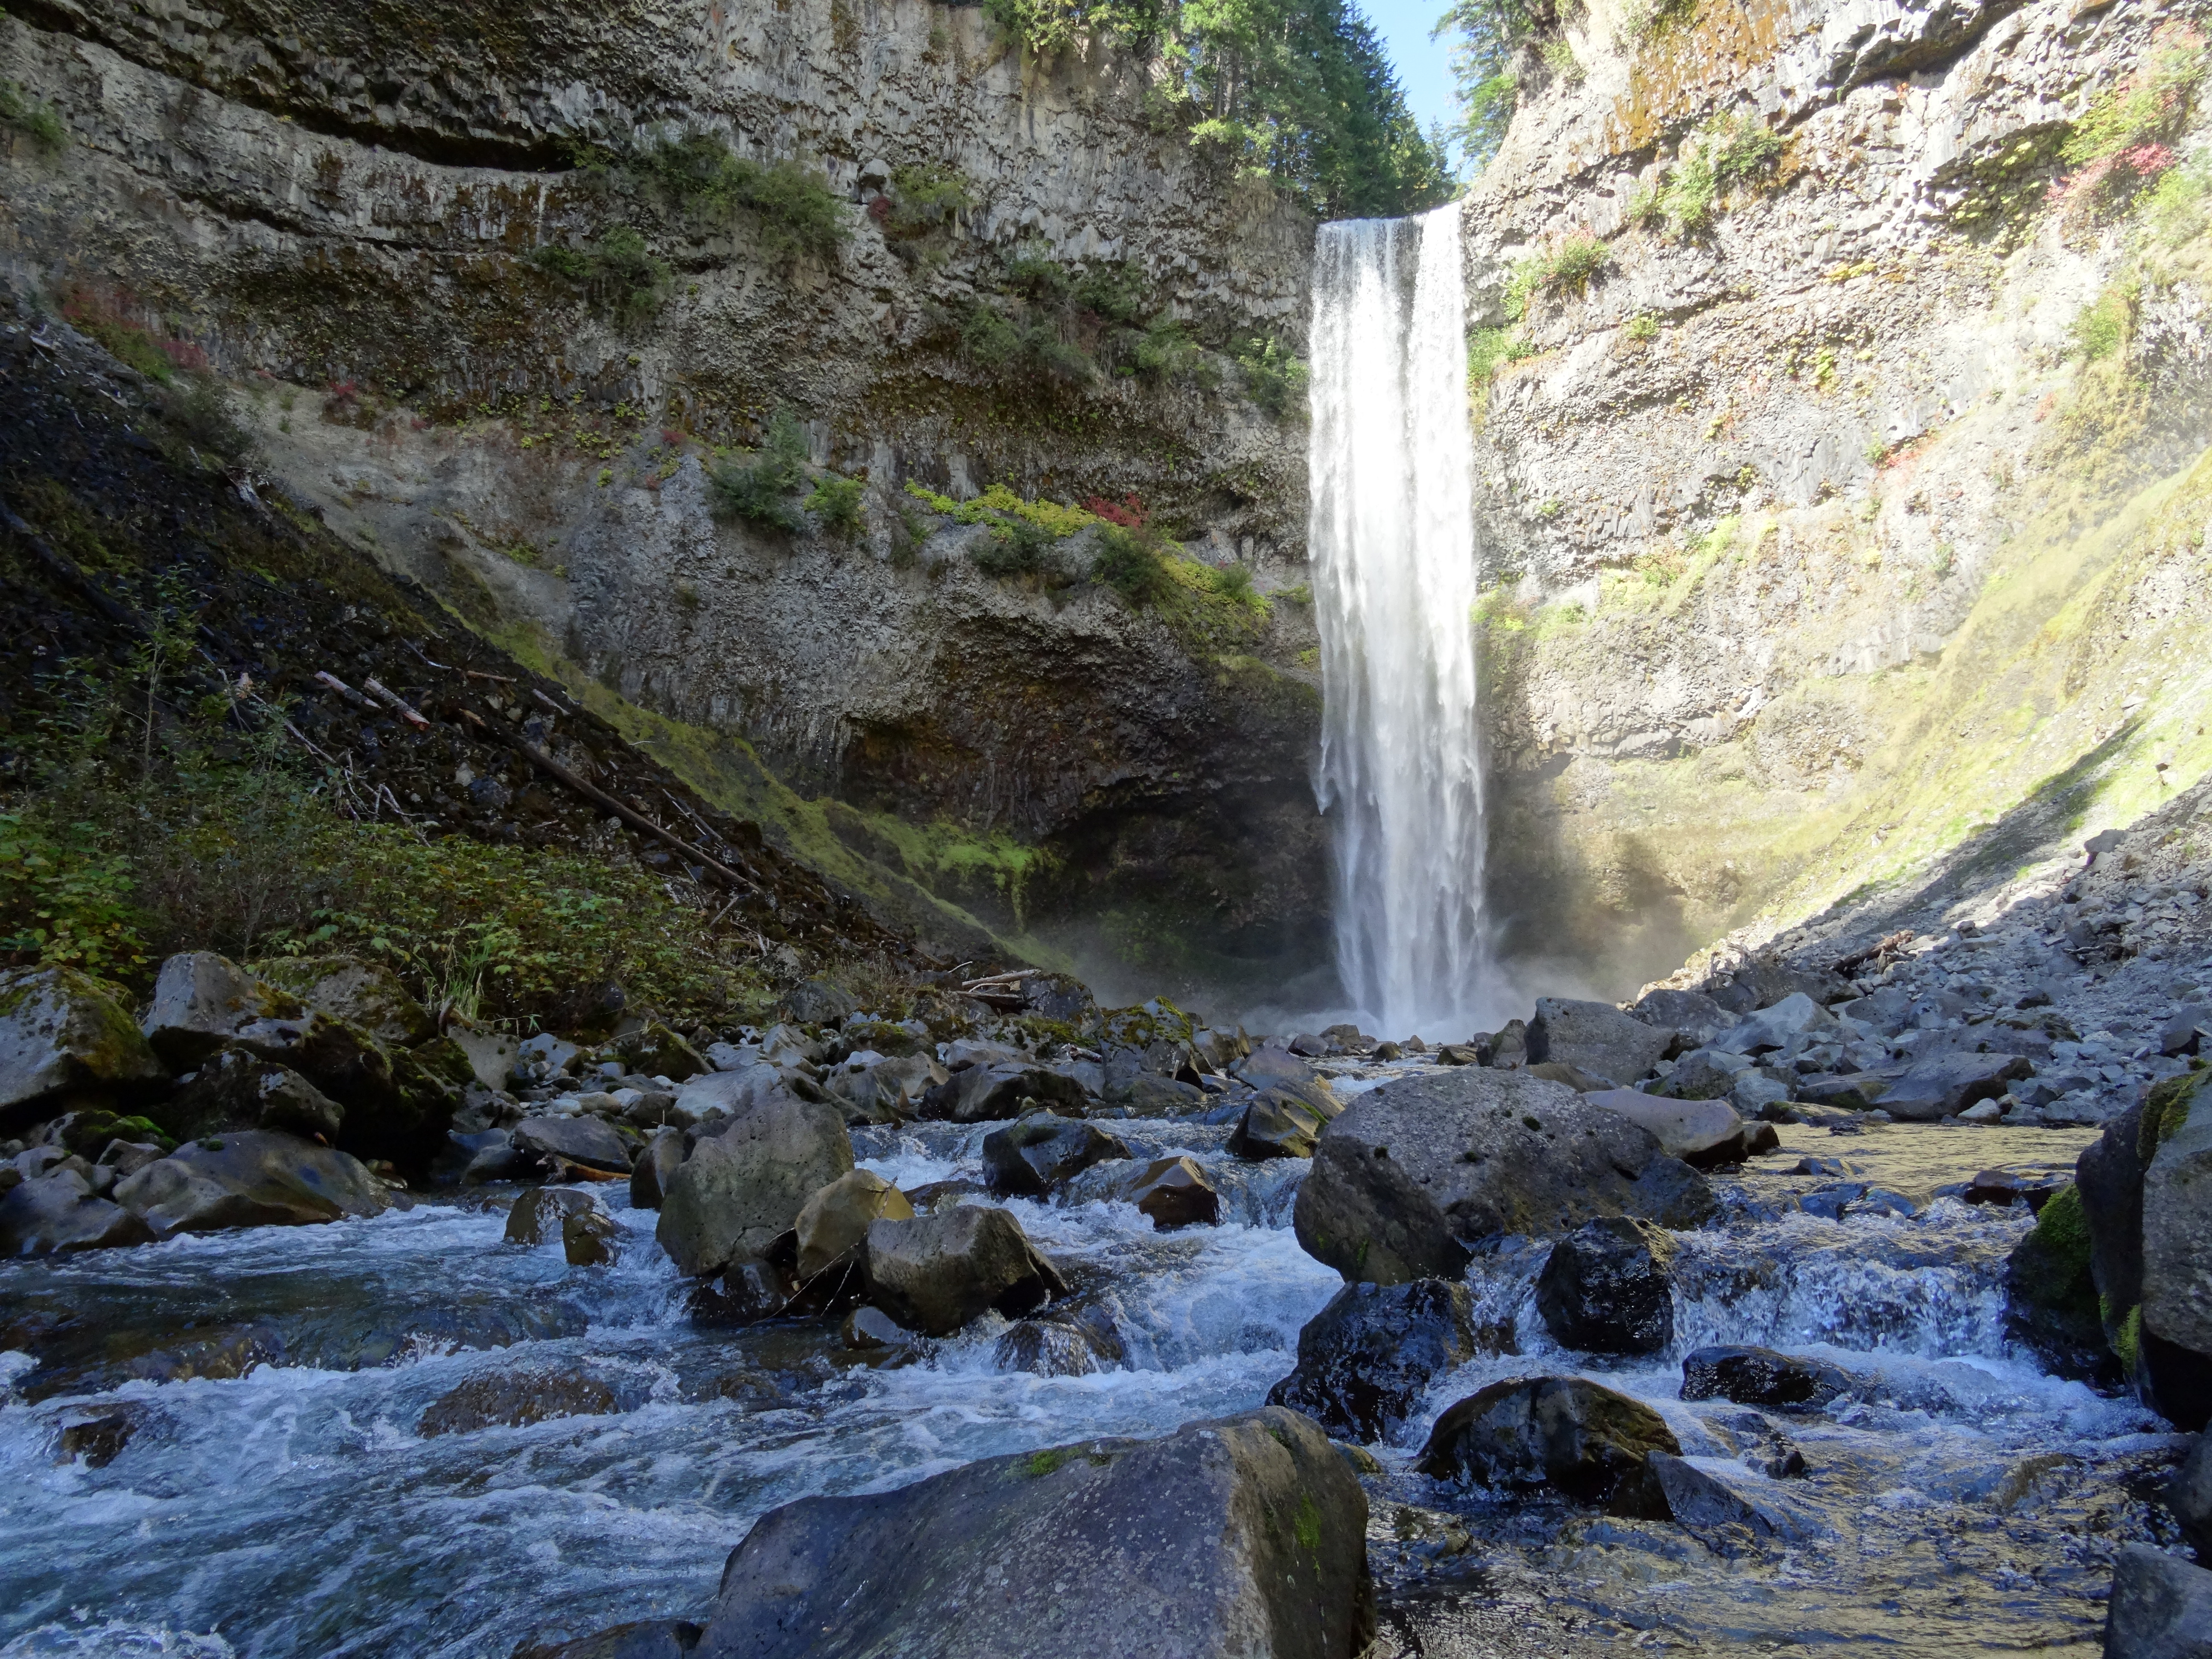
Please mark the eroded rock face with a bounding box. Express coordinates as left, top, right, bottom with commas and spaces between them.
656, 1094, 852, 1278
1418, 1376, 1680, 1517
1267, 1278, 1481, 1442
687, 1407, 1371, 1659
0, 966, 166, 1129
862, 1205, 1067, 1337
1292, 1068, 1708, 1284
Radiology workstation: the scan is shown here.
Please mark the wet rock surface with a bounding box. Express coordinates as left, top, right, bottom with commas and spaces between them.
1534, 1217, 1677, 1356
862, 1204, 1068, 1336
1268, 1278, 1481, 1441
687, 1407, 1371, 1659
1418, 1377, 1681, 1517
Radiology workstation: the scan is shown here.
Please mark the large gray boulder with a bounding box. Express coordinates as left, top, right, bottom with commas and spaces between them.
983, 1112, 1130, 1196
920, 1063, 1091, 1124
2142, 1073, 2212, 1429
1527, 998, 1671, 1087
2104, 1545, 2212, 1658
113, 1130, 393, 1238
1713, 992, 1836, 1056
1629, 989, 1732, 1052
0, 966, 166, 1129
140, 952, 303, 1067
1292, 1068, 1712, 1285
1418, 1375, 1679, 1516
0, 1169, 156, 1255
795, 1169, 912, 1281
1267, 1278, 1481, 1442
1229, 1089, 1332, 1160
629, 1128, 685, 1211
512, 1113, 633, 1175
1582, 1089, 1750, 1164
656, 1094, 852, 1277
684, 1406, 1371, 1659
863, 1205, 1068, 1336
1879, 1052, 2031, 1121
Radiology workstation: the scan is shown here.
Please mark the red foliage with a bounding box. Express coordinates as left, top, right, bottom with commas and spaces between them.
2119, 142, 2178, 177
662, 427, 684, 446
866, 194, 892, 224
1084, 492, 1148, 528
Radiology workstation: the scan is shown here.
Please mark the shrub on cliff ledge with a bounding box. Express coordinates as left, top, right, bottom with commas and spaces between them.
0, 80, 67, 151
637, 131, 849, 259
1092, 525, 1173, 605
708, 409, 811, 532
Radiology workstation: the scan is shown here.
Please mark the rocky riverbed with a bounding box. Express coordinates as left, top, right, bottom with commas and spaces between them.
3, 918, 2209, 1656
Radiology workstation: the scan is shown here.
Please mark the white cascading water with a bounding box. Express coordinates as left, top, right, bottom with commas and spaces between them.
1308, 202, 1493, 1038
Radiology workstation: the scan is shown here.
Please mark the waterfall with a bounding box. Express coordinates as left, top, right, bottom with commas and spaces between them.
1308, 203, 1492, 1039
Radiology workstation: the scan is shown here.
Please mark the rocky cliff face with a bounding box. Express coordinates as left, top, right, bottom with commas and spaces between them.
0, 0, 1330, 998
1456, 0, 2212, 996
4, 0, 2203, 1015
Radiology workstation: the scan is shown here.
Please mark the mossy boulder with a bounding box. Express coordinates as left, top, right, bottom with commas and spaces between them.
2004, 1182, 2114, 1381
248, 956, 439, 1048
0, 966, 168, 1130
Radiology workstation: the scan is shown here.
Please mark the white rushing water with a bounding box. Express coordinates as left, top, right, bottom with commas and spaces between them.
1308, 203, 1494, 1039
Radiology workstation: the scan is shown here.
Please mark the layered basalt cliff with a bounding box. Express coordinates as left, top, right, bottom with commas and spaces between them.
1454, 0, 2212, 995
0, 0, 1330, 995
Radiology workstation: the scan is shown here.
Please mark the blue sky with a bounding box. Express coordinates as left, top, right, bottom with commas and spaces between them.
1357, 0, 1460, 149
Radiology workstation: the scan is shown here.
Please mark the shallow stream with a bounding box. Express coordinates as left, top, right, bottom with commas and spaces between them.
0, 1113, 2188, 1656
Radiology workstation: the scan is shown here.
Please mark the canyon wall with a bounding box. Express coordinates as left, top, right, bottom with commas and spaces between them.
0, 0, 1333, 1001
4, 0, 2206, 1018
1458, 0, 2212, 996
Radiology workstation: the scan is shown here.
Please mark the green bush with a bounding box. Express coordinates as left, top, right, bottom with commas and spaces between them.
1234, 335, 1308, 418
0, 80, 67, 151
1075, 262, 1151, 326
1210, 561, 1261, 608
165, 378, 256, 462
0, 811, 145, 980
972, 516, 1052, 578
884, 163, 975, 239
1548, 232, 1610, 290
1639, 114, 1782, 236
2072, 282, 2136, 361
1092, 525, 1171, 605
527, 244, 591, 280
538, 225, 672, 327
961, 302, 1091, 383
1133, 317, 1216, 387
708, 408, 811, 531
637, 131, 849, 259
1467, 324, 1532, 381
804, 474, 866, 536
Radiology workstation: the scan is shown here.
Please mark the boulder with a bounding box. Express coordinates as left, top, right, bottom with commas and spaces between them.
1417, 1376, 1679, 1516
795, 1169, 914, 1281
445, 1127, 530, 1185
563, 1206, 623, 1267
1119, 1155, 1220, 1229
56, 1403, 146, 1467
784, 979, 859, 1026
982, 1112, 1131, 1196
863, 1205, 1068, 1336
2003, 1183, 2116, 1381
0, 1169, 155, 1255
612, 1020, 708, 1083
824, 1054, 946, 1125
1647, 1452, 1812, 1546
158, 1047, 344, 1142
451, 1027, 522, 1092
1659, 1049, 1754, 1101
995, 1306, 1126, 1377
919, 1063, 1092, 1124
2174, 1434, 2212, 1554
1527, 1061, 1616, 1092
1583, 1089, 1749, 1166
1712, 993, 1835, 1056
1292, 1067, 1711, 1285
672, 1063, 794, 1123
1527, 998, 1671, 1086
1878, 1052, 2031, 1121
248, 956, 438, 1047
512, 1113, 632, 1175
1796, 1073, 1891, 1111
507, 1186, 604, 1246
1729, 960, 1850, 1010
2162, 1007, 2212, 1059
1629, 989, 1732, 1052
2141, 1071, 2212, 1429
418, 1365, 622, 1436
629, 1127, 685, 1211
1267, 1278, 1481, 1441
656, 1094, 853, 1277
1229, 1089, 1330, 1159
2103, 1545, 2212, 1658
1535, 1217, 1678, 1355
1679, 1345, 1851, 1412
1104, 1071, 1209, 1116
685, 1406, 1371, 1659
140, 951, 304, 1067
114, 1131, 393, 1238
0, 966, 167, 1128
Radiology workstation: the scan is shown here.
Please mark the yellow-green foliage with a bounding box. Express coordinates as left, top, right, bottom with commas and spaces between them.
1637, 113, 1784, 235
2072, 280, 2138, 361
0, 79, 67, 151
2061, 29, 2206, 168
1504, 234, 1612, 320
903, 480, 1097, 537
